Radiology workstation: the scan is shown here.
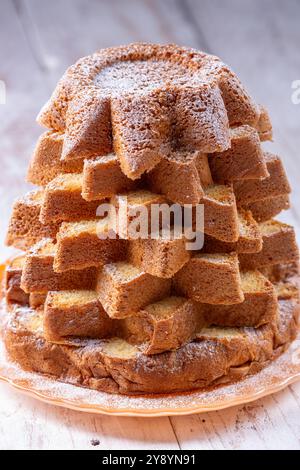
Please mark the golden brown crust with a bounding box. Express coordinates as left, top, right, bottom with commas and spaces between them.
209, 125, 268, 183
36, 44, 261, 180
37, 43, 259, 129
63, 92, 112, 160
239, 220, 299, 270
40, 174, 100, 224
111, 190, 167, 239
54, 219, 126, 272
27, 131, 84, 186
120, 297, 203, 355
199, 271, 278, 327
96, 261, 171, 318
4, 293, 298, 395
173, 253, 244, 304
82, 154, 136, 201
128, 231, 190, 278
44, 290, 114, 342
147, 151, 209, 205
234, 153, 291, 206
241, 194, 290, 223
21, 239, 97, 293
6, 191, 59, 250
111, 90, 170, 179
5, 256, 29, 307
203, 209, 262, 254
200, 185, 239, 242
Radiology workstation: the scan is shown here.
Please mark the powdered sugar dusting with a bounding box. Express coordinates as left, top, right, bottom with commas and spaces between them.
1, 328, 299, 416
94, 60, 204, 97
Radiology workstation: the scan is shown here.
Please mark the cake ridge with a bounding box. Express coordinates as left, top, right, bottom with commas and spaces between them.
37, 43, 263, 179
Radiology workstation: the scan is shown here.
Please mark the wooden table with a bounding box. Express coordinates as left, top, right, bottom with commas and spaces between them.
0, 0, 300, 450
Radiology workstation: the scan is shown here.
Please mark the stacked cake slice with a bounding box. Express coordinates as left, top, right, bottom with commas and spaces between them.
3, 44, 299, 395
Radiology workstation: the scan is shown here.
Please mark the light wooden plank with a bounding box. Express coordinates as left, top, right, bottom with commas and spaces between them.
171, 382, 300, 450
0, 383, 179, 450
2, 378, 300, 449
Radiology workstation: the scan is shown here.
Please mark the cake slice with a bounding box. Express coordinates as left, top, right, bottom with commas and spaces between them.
234, 152, 291, 205
121, 296, 203, 355
29, 292, 47, 309
203, 209, 262, 254
241, 194, 290, 222
96, 261, 171, 318
6, 190, 59, 250
174, 253, 244, 304
173, 85, 230, 152
200, 184, 239, 242
111, 91, 170, 179
209, 125, 268, 182
27, 131, 84, 186
147, 151, 212, 205
239, 220, 299, 269
44, 290, 114, 342
54, 218, 126, 272
21, 238, 97, 293
62, 92, 112, 160
40, 173, 100, 224
111, 190, 167, 239
128, 228, 190, 278
82, 154, 136, 201
5, 255, 29, 306
256, 105, 273, 141
200, 270, 277, 327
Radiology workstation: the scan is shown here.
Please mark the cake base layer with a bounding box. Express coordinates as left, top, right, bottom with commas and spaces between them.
3, 293, 299, 395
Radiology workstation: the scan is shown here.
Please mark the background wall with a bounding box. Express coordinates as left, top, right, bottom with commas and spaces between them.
0, 0, 300, 450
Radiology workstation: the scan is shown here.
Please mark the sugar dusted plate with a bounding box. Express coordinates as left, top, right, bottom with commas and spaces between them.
1, 332, 300, 417
1, 323, 300, 417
